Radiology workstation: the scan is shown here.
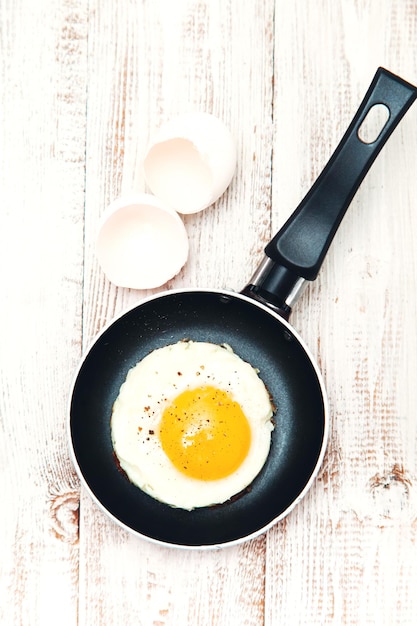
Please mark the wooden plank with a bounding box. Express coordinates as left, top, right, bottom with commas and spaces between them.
267, 1, 417, 624
0, 0, 88, 624
79, 1, 274, 624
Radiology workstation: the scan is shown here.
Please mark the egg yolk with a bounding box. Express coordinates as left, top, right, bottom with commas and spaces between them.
159, 386, 251, 481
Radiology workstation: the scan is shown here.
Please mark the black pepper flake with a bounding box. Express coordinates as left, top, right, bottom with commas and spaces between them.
149, 430, 154, 435
177, 371, 182, 376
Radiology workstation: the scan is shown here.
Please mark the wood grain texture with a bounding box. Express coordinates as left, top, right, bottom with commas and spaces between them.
79, 2, 273, 625
269, 1, 417, 624
0, 1, 87, 624
1, 1, 417, 625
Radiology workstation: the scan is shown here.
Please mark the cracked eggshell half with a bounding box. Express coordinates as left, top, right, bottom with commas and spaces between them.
143, 112, 237, 214
96, 194, 189, 290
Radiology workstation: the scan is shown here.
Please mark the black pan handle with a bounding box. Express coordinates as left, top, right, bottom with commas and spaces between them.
243, 67, 417, 319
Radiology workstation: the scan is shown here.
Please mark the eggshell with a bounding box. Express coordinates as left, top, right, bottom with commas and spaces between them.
143, 112, 237, 214
96, 194, 189, 289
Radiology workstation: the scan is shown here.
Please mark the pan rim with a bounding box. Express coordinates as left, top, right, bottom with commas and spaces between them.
67, 287, 329, 550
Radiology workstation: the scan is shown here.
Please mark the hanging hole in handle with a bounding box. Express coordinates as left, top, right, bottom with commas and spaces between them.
357, 103, 390, 144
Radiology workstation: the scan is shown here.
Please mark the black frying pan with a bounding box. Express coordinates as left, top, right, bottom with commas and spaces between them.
69, 68, 417, 548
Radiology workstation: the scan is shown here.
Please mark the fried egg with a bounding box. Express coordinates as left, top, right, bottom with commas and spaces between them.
111, 340, 274, 510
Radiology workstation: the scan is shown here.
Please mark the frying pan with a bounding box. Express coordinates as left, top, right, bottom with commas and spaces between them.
69, 68, 417, 548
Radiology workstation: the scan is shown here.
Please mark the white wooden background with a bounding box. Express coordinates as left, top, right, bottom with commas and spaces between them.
1, 1, 417, 624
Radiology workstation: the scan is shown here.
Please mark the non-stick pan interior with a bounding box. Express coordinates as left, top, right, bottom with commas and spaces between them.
70, 290, 326, 547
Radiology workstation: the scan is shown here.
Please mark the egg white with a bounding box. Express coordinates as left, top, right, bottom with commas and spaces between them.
111, 340, 274, 510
